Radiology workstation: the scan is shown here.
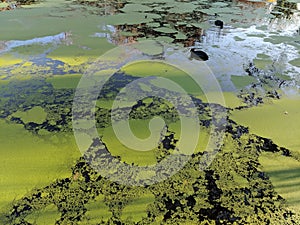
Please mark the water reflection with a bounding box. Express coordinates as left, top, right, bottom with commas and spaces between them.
271, 0, 298, 19
82, 0, 299, 47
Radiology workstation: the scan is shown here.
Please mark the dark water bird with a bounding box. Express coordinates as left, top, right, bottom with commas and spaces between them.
215, 20, 224, 29
190, 48, 209, 61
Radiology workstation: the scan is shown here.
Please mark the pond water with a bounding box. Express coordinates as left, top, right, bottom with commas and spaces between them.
0, 0, 300, 224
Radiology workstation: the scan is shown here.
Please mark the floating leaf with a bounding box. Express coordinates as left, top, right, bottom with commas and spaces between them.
274, 73, 292, 81
148, 22, 161, 28
175, 32, 187, 40
133, 40, 163, 56
234, 36, 245, 41
289, 58, 300, 68
169, 3, 198, 14
253, 58, 273, 70
176, 21, 186, 26
256, 25, 268, 31
231, 75, 257, 89
155, 36, 174, 43
256, 53, 271, 60
246, 33, 266, 38
211, 2, 229, 7
103, 13, 161, 25
264, 35, 295, 44
154, 27, 178, 34
198, 8, 215, 15
191, 22, 211, 29
120, 4, 153, 13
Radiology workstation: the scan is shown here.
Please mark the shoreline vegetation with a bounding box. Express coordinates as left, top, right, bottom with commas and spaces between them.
0, 0, 300, 224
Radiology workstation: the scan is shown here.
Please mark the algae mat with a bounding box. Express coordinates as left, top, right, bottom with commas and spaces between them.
0, 119, 81, 210
232, 97, 300, 209
259, 152, 300, 210
121, 61, 205, 97
231, 97, 300, 153
98, 119, 210, 166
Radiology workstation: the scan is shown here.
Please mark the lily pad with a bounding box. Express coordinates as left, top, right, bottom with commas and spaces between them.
176, 21, 187, 26
231, 75, 257, 89
192, 22, 211, 29
154, 27, 178, 34
256, 25, 268, 31
128, 0, 171, 3
289, 58, 300, 67
155, 36, 174, 43
211, 2, 229, 7
256, 53, 271, 60
234, 36, 245, 41
263, 35, 295, 45
133, 40, 164, 56
274, 73, 292, 81
207, 7, 234, 14
147, 22, 161, 28
175, 32, 187, 40
168, 3, 198, 14
198, 8, 215, 15
120, 4, 153, 13
246, 33, 266, 38
152, 6, 167, 12
103, 13, 161, 26
253, 58, 273, 70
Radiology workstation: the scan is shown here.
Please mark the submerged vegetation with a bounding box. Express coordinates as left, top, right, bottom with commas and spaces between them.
0, 0, 300, 224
